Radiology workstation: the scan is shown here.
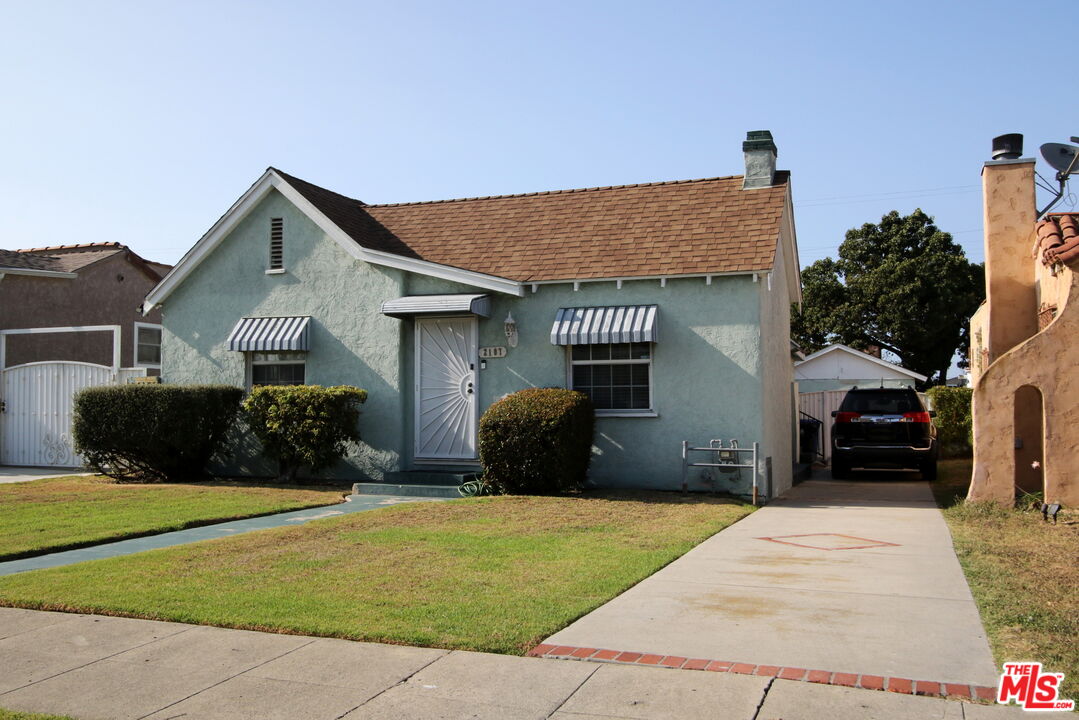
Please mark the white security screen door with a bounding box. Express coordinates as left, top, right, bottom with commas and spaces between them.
415, 317, 478, 460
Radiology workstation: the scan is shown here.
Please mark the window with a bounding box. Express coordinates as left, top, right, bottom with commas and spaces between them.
134, 323, 162, 368
569, 342, 653, 415
249, 351, 306, 387
269, 217, 284, 271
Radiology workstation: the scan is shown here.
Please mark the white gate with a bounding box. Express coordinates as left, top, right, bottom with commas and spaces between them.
0, 362, 145, 468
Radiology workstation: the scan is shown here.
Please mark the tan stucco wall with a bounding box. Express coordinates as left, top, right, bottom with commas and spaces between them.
969, 265, 1079, 506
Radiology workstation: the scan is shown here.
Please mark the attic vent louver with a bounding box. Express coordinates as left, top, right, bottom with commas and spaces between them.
269, 218, 284, 269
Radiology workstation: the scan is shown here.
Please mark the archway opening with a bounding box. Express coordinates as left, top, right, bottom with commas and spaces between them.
1013, 384, 1044, 498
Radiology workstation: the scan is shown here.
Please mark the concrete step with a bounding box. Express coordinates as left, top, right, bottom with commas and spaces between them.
351, 482, 463, 498
384, 470, 479, 486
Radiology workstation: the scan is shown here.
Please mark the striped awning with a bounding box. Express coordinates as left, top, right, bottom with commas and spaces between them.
380, 294, 490, 319
550, 305, 658, 345
227, 316, 311, 352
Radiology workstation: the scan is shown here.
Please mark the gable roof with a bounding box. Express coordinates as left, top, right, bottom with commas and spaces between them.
795, 343, 927, 381
2, 243, 170, 282
277, 169, 790, 283
146, 166, 796, 309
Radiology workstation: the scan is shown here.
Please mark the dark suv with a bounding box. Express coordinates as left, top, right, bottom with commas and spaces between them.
830, 388, 938, 480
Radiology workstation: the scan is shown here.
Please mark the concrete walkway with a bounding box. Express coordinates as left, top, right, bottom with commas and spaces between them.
0, 494, 445, 577
0, 607, 1060, 719
0, 466, 91, 484
543, 474, 1001, 689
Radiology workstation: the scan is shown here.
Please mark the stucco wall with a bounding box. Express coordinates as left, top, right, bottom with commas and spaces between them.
0, 252, 164, 368
969, 267, 1079, 506
160, 189, 405, 480
758, 236, 794, 495
161, 189, 791, 494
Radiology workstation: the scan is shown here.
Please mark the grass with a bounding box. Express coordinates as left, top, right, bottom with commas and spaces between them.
933, 458, 1079, 702
0, 710, 76, 720
0, 476, 349, 561
0, 491, 752, 655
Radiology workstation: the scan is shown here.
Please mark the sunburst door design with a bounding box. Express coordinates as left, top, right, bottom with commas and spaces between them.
415, 317, 477, 459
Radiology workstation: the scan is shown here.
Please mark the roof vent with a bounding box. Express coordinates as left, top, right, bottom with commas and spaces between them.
991, 133, 1023, 161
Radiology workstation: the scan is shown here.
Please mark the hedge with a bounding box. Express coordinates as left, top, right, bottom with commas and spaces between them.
242, 385, 367, 482
73, 384, 244, 482
478, 388, 594, 494
926, 386, 973, 457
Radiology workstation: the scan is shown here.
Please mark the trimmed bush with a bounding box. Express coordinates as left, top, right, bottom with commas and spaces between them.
478, 388, 594, 494
242, 385, 367, 482
926, 386, 973, 457
73, 384, 244, 482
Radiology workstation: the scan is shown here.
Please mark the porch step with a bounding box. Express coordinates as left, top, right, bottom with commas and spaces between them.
353, 471, 479, 499
351, 482, 462, 498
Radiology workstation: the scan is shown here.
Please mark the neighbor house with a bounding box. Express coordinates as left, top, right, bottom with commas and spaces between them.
0, 242, 171, 467
794, 343, 926, 393
145, 131, 802, 498
968, 135, 1079, 506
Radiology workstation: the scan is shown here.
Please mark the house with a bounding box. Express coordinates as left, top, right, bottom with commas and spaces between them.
0, 242, 171, 466
794, 343, 926, 393
968, 134, 1078, 506
145, 131, 802, 498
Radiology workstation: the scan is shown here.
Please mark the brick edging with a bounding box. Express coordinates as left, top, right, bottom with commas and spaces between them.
527, 644, 996, 702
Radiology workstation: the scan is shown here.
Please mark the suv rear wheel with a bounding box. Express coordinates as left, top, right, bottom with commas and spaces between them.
831, 458, 850, 480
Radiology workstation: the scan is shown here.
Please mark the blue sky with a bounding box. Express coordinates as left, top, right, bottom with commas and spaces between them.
1, 0, 1075, 269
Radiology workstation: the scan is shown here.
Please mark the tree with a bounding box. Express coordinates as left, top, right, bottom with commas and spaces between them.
792, 209, 984, 386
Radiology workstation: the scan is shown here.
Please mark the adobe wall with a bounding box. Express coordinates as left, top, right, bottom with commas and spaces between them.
969, 266, 1079, 505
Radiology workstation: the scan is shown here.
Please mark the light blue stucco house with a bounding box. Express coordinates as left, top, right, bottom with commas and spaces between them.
144, 131, 803, 499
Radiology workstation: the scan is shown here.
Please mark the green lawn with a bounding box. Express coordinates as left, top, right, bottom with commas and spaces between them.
933, 459, 1079, 702
0, 710, 76, 720
0, 476, 348, 561
0, 491, 752, 654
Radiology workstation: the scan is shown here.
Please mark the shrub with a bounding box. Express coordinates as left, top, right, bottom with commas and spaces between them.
478, 388, 594, 494
73, 384, 244, 482
926, 386, 973, 457
242, 385, 367, 482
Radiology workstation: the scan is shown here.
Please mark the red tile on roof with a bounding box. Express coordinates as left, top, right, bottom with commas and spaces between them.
1036, 213, 1079, 267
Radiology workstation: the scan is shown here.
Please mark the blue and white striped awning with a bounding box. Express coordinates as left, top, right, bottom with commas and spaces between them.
381, 294, 491, 319
550, 305, 658, 345
227, 316, 311, 352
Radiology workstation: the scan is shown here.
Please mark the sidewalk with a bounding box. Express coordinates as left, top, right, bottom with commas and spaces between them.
0, 466, 91, 484
0, 607, 1058, 719
542, 474, 1000, 689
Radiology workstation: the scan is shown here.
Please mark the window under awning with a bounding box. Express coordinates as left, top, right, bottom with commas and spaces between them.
550, 305, 658, 345
227, 316, 311, 352
380, 294, 491, 319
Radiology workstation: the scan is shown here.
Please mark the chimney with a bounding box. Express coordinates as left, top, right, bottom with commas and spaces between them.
742, 130, 777, 189
982, 133, 1038, 362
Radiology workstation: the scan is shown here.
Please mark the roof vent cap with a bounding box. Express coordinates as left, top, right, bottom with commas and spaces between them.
992, 133, 1023, 161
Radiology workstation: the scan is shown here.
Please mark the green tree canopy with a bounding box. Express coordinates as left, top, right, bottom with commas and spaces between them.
792, 209, 984, 386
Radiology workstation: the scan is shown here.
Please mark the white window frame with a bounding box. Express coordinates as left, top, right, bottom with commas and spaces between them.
133, 322, 162, 369
565, 342, 657, 418
245, 351, 307, 389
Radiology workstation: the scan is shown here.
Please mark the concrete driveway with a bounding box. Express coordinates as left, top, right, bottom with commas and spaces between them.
0, 466, 90, 483
541, 472, 1000, 689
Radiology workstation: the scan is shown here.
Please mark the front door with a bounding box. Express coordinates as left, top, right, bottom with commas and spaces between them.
415, 317, 478, 460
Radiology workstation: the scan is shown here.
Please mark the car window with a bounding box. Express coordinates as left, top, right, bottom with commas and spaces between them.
840, 392, 919, 414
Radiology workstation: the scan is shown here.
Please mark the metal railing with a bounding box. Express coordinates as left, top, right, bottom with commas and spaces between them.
680, 439, 760, 505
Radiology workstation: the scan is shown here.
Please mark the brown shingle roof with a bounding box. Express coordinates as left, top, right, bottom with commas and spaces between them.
274, 168, 790, 282
0, 248, 63, 271
3, 243, 170, 280
1037, 213, 1079, 267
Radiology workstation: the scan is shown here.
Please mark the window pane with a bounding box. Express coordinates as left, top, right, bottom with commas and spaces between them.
631, 386, 651, 409
632, 342, 651, 359
631, 364, 649, 384
611, 386, 632, 408
137, 344, 160, 364
609, 343, 630, 360
591, 365, 611, 386
253, 363, 305, 386
572, 365, 591, 388
571, 345, 590, 361
590, 387, 612, 409
137, 327, 161, 345
611, 365, 632, 385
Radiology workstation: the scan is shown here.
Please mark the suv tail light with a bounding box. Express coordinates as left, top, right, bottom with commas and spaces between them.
901, 411, 932, 423
835, 412, 862, 423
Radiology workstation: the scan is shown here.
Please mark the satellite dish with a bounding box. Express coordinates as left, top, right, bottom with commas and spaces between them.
1040, 143, 1079, 174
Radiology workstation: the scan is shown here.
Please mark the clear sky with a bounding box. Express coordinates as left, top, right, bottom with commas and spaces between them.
1, 0, 1075, 269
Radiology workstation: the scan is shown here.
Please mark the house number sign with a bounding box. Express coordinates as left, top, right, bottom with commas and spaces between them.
479, 346, 507, 359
